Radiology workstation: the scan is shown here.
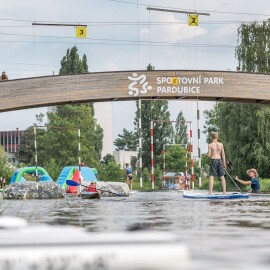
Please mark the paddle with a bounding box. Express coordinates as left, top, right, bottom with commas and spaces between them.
225, 160, 243, 193
66, 180, 124, 197
227, 160, 234, 171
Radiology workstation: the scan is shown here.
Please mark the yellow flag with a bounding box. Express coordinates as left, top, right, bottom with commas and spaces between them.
76, 26, 87, 38
188, 14, 199, 26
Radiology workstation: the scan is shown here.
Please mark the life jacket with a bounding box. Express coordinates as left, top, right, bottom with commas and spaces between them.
87, 184, 97, 192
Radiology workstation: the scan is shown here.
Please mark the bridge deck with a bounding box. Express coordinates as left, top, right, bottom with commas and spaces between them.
0, 70, 269, 112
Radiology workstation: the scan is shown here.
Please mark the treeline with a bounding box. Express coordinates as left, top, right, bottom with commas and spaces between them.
203, 19, 270, 179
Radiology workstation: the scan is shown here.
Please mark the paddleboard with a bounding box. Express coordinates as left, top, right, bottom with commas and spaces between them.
183, 191, 249, 199
247, 192, 270, 197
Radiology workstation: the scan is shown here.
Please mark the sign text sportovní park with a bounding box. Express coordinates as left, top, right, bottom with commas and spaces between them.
156, 75, 224, 94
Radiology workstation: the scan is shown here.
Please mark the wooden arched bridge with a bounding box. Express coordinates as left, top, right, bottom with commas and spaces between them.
0, 70, 269, 112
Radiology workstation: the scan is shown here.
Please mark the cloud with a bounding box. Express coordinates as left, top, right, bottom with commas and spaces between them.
104, 62, 119, 71
140, 12, 208, 44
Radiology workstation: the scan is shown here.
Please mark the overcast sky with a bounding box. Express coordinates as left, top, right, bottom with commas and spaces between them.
0, 0, 270, 154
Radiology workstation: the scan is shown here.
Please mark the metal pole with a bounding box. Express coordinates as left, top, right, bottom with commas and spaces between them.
15, 128, 19, 153
34, 126, 38, 183
6, 131, 9, 153
138, 99, 143, 187
185, 143, 188, 188
150, 120, 155, 189
189, 124, 195, 190
78, 128, 81, 196
163, 144, 166, 180
146, 7, 210, 16
197, 100, 202, 187
32, 22, 87, 27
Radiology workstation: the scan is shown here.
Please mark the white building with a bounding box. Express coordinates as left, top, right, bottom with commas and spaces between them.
113, 150, 138, 169
94, 102, 113, 158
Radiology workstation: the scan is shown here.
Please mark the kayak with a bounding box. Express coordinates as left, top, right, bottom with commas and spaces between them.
183, 191, 249, 199
80, 191, 101, 199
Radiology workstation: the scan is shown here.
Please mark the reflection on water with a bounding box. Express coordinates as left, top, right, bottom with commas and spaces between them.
2, 191, 270, 269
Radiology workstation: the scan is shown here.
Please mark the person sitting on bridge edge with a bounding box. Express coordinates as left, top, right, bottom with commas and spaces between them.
80, 161, 85, 167
1, 71, 9, 81
235, 168, 260, 193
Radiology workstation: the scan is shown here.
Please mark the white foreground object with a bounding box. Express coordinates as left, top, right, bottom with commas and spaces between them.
0, 217, 189, 270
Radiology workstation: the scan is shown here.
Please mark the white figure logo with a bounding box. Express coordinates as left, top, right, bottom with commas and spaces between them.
128, 73, 152, 96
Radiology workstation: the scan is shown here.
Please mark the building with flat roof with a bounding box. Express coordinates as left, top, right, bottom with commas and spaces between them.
0, 129, 24, 163
113, 150, 138, 169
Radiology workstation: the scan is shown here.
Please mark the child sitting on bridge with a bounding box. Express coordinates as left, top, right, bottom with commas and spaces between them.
1, 71, 8, 81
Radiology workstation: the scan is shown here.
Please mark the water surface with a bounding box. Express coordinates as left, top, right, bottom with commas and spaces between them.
2, 191, 270, 269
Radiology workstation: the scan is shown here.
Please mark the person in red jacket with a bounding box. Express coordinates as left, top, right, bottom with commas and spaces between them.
85, 182, 98, 192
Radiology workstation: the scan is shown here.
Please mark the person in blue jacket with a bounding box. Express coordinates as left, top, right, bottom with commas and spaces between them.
235, 168, 260, 193
125, 163, 133, 190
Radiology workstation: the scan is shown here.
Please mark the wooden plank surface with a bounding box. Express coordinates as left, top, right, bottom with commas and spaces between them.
0, 70, 269, 112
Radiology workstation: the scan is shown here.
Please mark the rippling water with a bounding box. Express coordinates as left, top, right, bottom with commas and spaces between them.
2, 191, 270, 270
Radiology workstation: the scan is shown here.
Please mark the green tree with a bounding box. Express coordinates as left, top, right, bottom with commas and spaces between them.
203, 104, 220, 144
97, 161, 123, 182
203, 102, 270, 178
0, 146, 15, 184
43, 158, 62, 182
114, 128, 137, 151
17, 46, 103, 177
59, 45, 94, 114
236, 19, 270, 73
37, 104, 103, 169
175, 111, 188, 145
101, 154, 115, 165
16, 127, 35, 165
130, 156, 137, 174
146, 63, 155, 71
114, 63, 174, 172
36, 46, 102, 172
134, 99, 174, 169
220, 19, 270, 177
59, 46, 88, 75
164, 145, 187, 172
133, 64, 174, 169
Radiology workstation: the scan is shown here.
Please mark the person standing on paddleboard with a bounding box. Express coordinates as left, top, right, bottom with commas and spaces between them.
208, 131, 226, 194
